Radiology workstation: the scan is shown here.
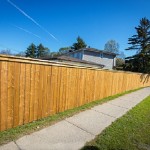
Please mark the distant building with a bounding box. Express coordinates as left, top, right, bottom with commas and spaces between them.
42, 55, 104, 68
41, 48, 117, 69
65, 48, 117, 69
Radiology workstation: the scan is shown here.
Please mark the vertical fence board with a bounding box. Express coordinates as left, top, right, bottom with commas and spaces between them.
29, 64, 35, 122
33, 65, 40, 120
19, 63, 26, 125
62, 67, 67, 111
107, 72, 113, 97
7, 62, 14, 129
0, 62, 8, 131
76, 68, 80, 107
94, 70, 98, 100
24, 64, 31, 124
67, 68, 73, 109
58, 67, 62, 113
46, 66, 52, 116
73, 68, 77, 108
51, 66, 58, 114
42, 66, 47, 117
59, 67, 66, 112
38, 65, 43, 119
98, 71, 104, 100
56, 67, 61, 113
83, 69, 87, 105
65, 68, 70, 110
48, 66, 55, 115
79, 69, 85, 106
45, 65, 50, 117
13, 63, 20, 127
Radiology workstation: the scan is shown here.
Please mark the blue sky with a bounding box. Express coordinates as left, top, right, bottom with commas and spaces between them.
0, 0, 150, 56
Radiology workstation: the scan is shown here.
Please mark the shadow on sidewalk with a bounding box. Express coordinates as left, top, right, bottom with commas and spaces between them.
81, 145, 99, 150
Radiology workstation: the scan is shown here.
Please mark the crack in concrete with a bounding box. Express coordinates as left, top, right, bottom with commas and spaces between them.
14, 141, 22, 150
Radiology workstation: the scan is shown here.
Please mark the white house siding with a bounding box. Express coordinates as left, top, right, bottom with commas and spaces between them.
83, 51, 115, 69
100, 54, 114, 69
67, 50, 116, 69
82, 51, 101, 64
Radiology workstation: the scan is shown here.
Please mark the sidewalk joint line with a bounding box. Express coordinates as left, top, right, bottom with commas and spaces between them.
13, 141, 21, 150
108, 103, 129, 109
65, 120, 95, 136
109, 103, 129, 109
91, 109, 117, 119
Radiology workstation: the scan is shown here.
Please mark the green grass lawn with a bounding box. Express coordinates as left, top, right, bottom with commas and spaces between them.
82, 96, 150, 150
0, 88, 144, 145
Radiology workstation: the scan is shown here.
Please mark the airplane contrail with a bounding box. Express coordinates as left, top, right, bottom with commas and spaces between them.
7, 0, 58, 41
13, 25, 41, 39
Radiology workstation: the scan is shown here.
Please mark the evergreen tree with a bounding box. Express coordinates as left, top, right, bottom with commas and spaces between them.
25, 43, 37, 58
37, 43, 49, 58
72, 36, 87, 50
125, 17, 150, 73
126, 18, 150, 53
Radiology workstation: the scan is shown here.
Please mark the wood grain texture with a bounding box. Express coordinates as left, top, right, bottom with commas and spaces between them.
33, 65, 40, 120
19, 63, 26, 125
0, 56, 150, 131
13, 63, 20, 127
0, 62, 8, 131
24, 64, 31, 124
7, 62, 15, 129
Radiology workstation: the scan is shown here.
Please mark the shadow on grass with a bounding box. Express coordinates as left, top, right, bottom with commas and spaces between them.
81, 145, 99, 150
82, 146, 127, 150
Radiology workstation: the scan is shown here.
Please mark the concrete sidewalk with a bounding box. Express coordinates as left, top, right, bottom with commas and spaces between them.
1, 87, 150, 150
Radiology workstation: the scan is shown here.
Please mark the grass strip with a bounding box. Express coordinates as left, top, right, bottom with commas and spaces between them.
0, 87, 144, 145
82, 96, 150, 150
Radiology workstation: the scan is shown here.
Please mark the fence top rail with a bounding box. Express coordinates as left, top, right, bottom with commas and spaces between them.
0, 54, 145, 75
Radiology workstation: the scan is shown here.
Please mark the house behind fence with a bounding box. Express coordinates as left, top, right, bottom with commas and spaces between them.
65, 48, 117, 69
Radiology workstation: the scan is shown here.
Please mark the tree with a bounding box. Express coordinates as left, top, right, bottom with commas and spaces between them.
15, 51, 25, 57
49, 52, 61, 58
104, 40, 119, 54
118, 51, 126, 59
125, 17, 150, 73
72, 36, 87, 50
59, 47, 71, 54
37, 43, 50, 58
0, 49, 11, 55
25, 43, 37, 58
116, 58, 125, 67
126, 17, 150, 53
115, 51, 126, 70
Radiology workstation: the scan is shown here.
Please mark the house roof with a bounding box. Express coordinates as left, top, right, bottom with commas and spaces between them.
42, 55, 105, 68
66, 48, 117, 56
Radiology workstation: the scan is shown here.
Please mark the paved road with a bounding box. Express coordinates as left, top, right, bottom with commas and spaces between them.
1, 87, 150, 150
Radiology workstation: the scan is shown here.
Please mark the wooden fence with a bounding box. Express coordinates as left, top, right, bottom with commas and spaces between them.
0, 55, 150, 131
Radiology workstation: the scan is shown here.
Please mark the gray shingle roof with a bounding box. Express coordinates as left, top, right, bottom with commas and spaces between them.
65, 48, 117, 56
42, 55, 105, 68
